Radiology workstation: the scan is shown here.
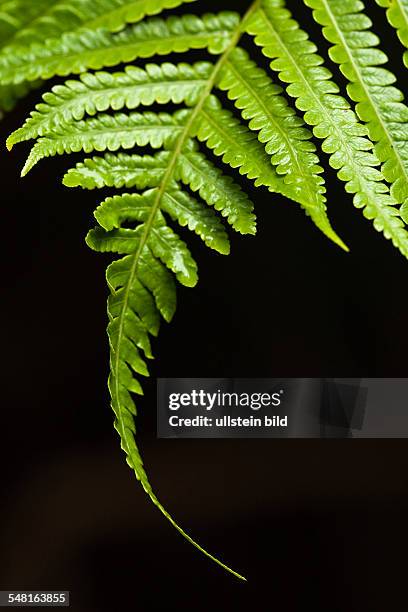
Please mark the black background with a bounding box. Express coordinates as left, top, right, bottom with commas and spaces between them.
1, 1, 408, 610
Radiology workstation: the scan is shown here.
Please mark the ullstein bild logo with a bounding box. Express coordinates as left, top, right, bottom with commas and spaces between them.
168, 414, 288, 428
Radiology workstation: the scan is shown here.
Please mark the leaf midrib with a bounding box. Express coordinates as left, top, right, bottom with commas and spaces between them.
113, 0, 261, 458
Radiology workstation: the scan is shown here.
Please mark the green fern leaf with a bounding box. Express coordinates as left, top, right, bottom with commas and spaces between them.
88, 240, 245, 577
20, 95, 311, 231
85, 186, 247, 579
91, 189, 229, 255
21, 110, 187, 176
245, 0, 408, 257
89, 217, 198, 288
215, 45, 345, 249
160, 188, 230, 254
0, 0, 86, 47
175, 145, 256, 235
19, 0, 408, 581
7, 62, 212, 148
190, 93, 341, 240
375, 0, 408, 67
306, 0, 408, 212
63, 147, 256, 235
0, 12, 239, 84
193, 96, 289, 191
5, 0, 408, 584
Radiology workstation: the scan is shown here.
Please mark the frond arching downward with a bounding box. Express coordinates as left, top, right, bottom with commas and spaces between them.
85, 192, 246, 578
82, 162, 249, 580
7, 0, 408, 582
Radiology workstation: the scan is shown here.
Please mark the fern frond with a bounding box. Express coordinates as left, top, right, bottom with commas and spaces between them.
21, 110, 187, 176
89, 196, 198, 286
20, 94, 310, 230
5, 0, 408, 584
246, 0, 408, 258
193, 96, 289, 191
9, 5, 343, 243
64, 147, 256, 235
92, 190, 229, 255
192, 97, 341, 246
0, 12, 239, 85
10, 0, 359, 580
190, 94, 341, 244
215, 46, 345, 249
375, 0, 408, 67
7, 62, 212, 148
160, 188, 230, 254
306, 0, 408, 211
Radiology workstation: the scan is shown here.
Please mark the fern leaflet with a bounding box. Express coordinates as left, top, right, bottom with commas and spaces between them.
215, 46, 341, 247
245, 0, 408, 257
306, 0, 408, 217
7, 63, 211, 146
0, 12, 239, 84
